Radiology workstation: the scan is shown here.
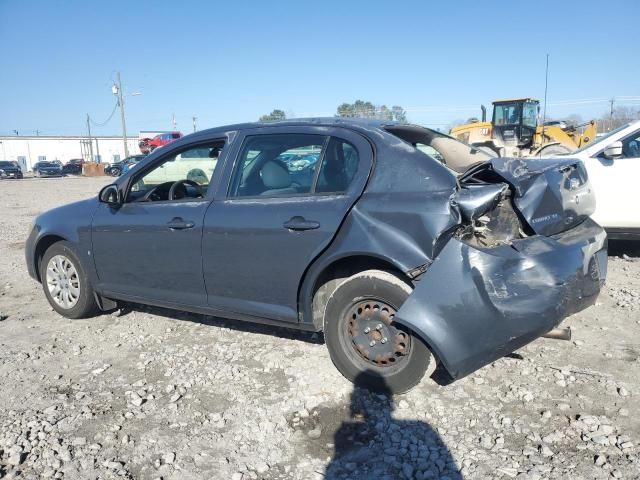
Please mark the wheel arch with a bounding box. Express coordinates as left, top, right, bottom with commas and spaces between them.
33, 234, 68, 282
300, 253, 412, 331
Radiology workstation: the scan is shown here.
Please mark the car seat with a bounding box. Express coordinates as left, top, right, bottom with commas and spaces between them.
259, 161, 298, 196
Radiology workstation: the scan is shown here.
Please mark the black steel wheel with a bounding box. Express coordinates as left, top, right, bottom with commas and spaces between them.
342, 300, 411, 369
324, 270, 432, 393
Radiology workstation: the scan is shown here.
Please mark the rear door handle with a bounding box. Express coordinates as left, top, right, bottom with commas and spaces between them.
283, 216, 320, 231
167, 217, 195, 230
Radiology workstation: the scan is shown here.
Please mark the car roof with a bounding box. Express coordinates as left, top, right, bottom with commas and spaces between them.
193, 117, 396, 137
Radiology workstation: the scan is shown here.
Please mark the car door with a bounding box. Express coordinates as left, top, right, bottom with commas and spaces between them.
586, 130, 640, 230
91, 138, 226, 306
203, 126, 372, 323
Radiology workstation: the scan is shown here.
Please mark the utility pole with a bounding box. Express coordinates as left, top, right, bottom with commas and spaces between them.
86, 114, 95, 162
113, 72, 130, 158
609, 98, 615, 131
192, 116, 197, 133
541, 54, 549, 142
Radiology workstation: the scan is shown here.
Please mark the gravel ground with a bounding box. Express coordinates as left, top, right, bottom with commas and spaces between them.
0, 176, 639, 480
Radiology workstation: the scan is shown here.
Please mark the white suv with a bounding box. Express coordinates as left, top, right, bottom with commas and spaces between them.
556, 120, 640, 239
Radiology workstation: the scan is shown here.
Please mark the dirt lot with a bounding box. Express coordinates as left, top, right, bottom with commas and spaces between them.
0, 176, 639, 480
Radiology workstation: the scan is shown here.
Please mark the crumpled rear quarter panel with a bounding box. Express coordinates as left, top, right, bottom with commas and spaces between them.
394, 218, 607, 379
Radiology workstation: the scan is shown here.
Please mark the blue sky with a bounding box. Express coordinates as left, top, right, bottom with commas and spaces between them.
1, 0, 639, 136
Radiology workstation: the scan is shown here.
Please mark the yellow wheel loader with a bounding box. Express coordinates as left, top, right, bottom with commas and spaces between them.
450, 98, 597, 157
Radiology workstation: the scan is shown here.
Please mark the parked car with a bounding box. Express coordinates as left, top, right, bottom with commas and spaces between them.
62, 158, 84, 175
138, 132, 182, 154
545, 120, 640, 240
25, 119, 607, 393
120, 155, 149, 175
104, 155, 146, 176
0, 160, 24, 179
32, 161, 63, 177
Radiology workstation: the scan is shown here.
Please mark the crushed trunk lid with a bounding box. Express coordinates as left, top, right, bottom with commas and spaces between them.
457, 157, 595, 237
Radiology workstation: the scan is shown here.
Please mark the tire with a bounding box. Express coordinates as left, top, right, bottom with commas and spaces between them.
323, 269, 432, 394
40, 241, 98, 319
537, 145, 572, 157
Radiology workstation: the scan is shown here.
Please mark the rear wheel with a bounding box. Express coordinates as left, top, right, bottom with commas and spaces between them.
323, 270, 432, 394
40, 241, 98, 319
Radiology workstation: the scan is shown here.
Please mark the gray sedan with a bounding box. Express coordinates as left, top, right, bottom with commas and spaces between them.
25, 118, 607, 393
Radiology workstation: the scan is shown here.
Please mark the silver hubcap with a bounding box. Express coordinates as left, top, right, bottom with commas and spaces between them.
46, 255, 80, 309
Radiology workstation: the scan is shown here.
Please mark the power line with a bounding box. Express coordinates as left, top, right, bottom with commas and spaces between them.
89, 102, 119, 127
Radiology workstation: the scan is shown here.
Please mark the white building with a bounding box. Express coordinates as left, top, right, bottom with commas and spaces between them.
0, 135, 140, 171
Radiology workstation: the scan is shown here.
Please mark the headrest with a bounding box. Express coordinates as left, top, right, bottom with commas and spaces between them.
260, 161, 291, 189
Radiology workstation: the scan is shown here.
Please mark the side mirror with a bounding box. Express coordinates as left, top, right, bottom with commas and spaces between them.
603, 141, 623, 159
99, 184, 122, 206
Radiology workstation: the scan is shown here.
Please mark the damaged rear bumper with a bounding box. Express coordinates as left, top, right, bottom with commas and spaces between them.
394, 218, 607, 380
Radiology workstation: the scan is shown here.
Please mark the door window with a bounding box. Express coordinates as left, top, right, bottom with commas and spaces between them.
315, 137, 360, 193
128, 141, 224, 202
622, 133, 640, 158
229, 134, 360, 198
229, 134, 326, 197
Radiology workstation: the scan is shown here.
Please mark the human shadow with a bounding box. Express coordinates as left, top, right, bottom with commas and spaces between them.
325, 371, 462, 479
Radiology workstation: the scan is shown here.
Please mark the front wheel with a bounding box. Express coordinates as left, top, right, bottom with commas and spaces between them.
40, 241, 98, 319
323, 270, 432, 394
537, 144, 573, 157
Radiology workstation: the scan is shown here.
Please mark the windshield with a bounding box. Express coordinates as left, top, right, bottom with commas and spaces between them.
494, 103, 520, 125
570, 123, 631, 154
38, 162, 58, 167
0, 161, 16, 168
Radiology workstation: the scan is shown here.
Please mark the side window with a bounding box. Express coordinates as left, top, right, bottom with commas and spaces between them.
315, 138, 360, 193
128, 141, 224, 202
415, 143, 445, 163
230, 134, 326, 198
622, 134, 640, 158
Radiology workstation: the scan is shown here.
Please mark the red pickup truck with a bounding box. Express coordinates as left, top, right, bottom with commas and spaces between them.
138, 132, 183, 154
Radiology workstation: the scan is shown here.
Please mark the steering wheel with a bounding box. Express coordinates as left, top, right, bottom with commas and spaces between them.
139, 181, 173, 202
168, 179, 204, 200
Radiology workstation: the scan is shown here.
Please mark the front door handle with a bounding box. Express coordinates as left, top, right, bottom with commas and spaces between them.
283, 216, 320, 231
167, 217, 195, 230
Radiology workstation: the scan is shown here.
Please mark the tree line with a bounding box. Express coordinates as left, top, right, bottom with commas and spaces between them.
259, 101, 407, 123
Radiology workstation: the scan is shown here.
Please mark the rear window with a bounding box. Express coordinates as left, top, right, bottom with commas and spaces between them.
384, 125, 494, 173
